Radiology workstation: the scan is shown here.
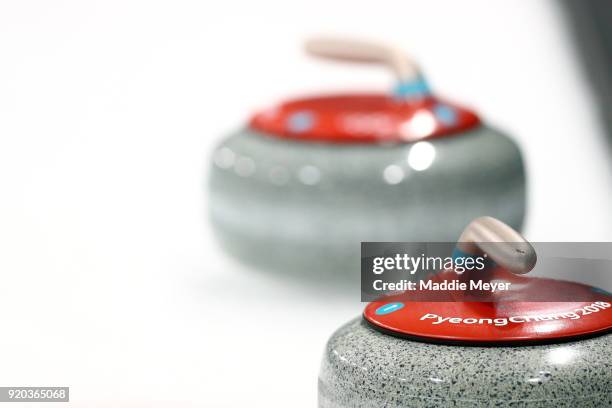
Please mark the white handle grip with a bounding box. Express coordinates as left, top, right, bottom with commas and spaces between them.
304, 36, 421, 83
456, 216, 537, 275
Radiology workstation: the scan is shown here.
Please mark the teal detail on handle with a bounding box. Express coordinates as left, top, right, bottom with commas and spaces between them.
393, 78, 431, 99
592, 286, 612, 297
433, 104, 457, 125
286, 110, 315, 133
452, 247, 476, 261
375, 302, 405, 315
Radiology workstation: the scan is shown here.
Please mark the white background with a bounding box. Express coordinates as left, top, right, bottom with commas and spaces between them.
0, 0, 611, 406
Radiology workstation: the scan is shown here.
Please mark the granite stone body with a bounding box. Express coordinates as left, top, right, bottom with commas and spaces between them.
209, 126, 525, 275
319, 318, 612, 407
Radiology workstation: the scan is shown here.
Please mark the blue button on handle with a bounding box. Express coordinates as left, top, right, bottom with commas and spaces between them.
375, 302, 405, 315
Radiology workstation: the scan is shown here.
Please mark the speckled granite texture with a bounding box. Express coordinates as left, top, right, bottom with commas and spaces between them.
319, 318, 612, 407
209, 126, 525, 276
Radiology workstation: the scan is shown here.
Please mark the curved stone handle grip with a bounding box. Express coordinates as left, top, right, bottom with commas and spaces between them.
456, 216, 537, 274
304, 36, 421, 84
